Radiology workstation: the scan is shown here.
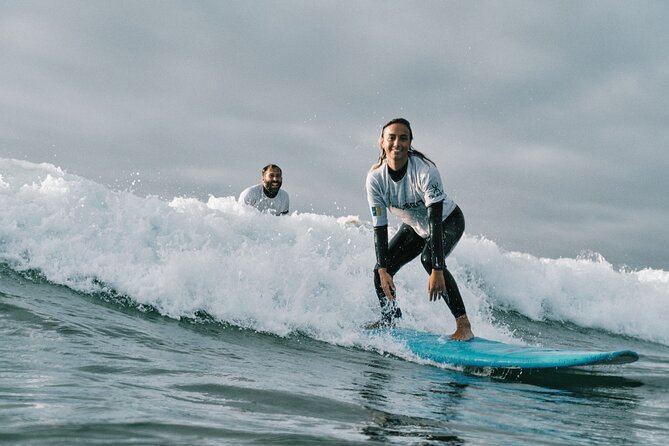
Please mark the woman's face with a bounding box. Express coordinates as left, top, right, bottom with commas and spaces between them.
380, 123, 412, 167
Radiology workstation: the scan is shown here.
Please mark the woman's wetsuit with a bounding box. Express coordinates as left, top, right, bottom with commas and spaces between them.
366, 152, 467, 326
374, 204, 466, 324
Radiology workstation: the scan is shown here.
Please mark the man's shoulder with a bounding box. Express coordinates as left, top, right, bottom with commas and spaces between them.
245, 184, 263, 193
239, 184, 262, 201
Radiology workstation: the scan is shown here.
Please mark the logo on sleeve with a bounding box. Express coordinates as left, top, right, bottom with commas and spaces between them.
427, 183, 443, 200
371, 206, 383, 217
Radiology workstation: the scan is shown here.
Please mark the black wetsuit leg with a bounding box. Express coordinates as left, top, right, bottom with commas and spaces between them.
374, 223, 425, 323
420, 206, 467, 318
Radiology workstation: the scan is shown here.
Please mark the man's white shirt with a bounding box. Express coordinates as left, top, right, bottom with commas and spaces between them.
239, 184, 290, 215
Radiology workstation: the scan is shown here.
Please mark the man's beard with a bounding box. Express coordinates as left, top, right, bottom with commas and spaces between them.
263, 182, 281, 197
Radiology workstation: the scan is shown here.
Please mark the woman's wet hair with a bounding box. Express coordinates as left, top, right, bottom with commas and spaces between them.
381, 118, 413, 141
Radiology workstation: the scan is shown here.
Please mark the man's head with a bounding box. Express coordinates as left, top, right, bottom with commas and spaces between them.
261, 164, 283, 198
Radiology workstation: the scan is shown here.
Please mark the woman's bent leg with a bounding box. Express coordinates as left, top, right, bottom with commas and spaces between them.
373, 224, 424, 324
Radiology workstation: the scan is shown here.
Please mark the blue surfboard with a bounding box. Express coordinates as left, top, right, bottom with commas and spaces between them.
376, 328, 639, 369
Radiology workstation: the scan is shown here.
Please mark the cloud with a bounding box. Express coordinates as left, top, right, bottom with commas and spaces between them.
1, 0, 668, 269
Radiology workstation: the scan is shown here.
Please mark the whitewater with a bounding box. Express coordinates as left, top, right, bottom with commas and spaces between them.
2, 157, 668, 445
1, 158, 667, 346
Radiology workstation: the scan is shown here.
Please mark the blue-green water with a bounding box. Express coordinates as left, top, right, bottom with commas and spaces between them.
2, 265, 668, 445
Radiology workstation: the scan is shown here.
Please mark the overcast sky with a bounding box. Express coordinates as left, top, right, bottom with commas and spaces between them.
1, 0, 667, 270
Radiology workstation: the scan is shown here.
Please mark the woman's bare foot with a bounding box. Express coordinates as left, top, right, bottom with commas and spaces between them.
449, 314, 474, 341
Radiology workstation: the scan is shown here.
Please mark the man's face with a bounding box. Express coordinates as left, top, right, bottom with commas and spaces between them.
262, 168, 282, 195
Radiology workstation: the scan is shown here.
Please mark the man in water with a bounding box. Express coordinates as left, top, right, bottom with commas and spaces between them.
239, 164, 290, 215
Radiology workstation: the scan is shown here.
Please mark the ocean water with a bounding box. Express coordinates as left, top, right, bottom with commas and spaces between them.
1, 158, 668, 445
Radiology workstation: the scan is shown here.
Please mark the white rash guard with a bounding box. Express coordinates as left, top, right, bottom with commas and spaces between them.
366, 153, 456, 238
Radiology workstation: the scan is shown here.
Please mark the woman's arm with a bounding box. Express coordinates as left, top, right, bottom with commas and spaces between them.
427, 201, 444, 270
374, 225, 396, 300
427, 201, 446, 301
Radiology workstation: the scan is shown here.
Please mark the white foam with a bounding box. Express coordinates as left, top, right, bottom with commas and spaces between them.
1, 158, 668, 346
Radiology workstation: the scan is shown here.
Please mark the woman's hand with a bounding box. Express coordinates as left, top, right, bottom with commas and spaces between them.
428, 269, 446, 301
377, 268, 396, 301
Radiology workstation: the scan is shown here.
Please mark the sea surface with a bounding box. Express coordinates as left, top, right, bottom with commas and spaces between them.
1, 158, 668, 445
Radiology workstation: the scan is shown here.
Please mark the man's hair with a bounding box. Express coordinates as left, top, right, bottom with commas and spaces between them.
262, 164, 282, 174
